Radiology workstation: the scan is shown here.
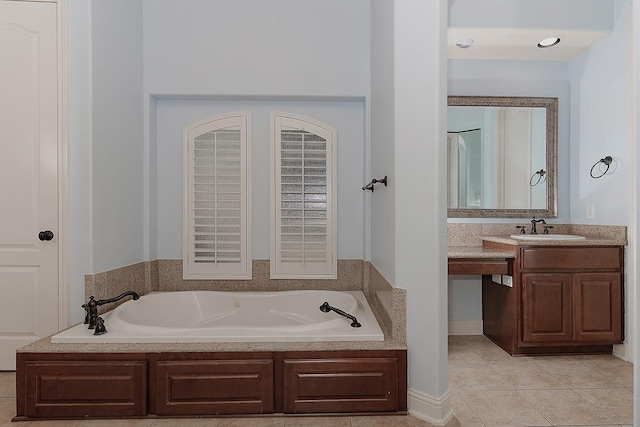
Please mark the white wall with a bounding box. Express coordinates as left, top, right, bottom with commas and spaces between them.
372, 0, 450, 422
568, 1, 630, 226
449, 0, 614, 32
153, 99, 365, 259
568, 0, 633, 361
370, 0, 396, 277
142, 0, 371, 261
91, 0, 144, 273
142, 0, 370, 97
67, 0, 92, 324
66, 0, 144, 323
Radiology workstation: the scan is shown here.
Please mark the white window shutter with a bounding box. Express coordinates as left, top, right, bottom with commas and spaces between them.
270, 112, 337, 279
183, 112, 251, 279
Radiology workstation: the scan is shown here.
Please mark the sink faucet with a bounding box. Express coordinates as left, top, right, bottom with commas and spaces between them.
530, 217, 546, 235
83, 291, 140, 329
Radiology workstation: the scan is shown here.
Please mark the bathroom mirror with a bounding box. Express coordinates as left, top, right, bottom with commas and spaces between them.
447, 96, 558, 218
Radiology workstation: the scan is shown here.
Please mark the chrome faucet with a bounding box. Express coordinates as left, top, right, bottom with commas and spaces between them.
530, 217, 546, 235
83, 291, 140, 329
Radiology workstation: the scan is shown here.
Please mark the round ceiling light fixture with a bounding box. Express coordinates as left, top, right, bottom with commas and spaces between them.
537, 37, 561, 48
455, 37, 474, 49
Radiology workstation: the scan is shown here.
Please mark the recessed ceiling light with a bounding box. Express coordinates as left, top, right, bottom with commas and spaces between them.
537, 37, 561, 48
456, 37, 474, 49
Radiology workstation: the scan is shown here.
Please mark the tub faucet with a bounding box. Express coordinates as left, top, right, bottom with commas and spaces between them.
530, 217, 546, 235
83, 291, 140, 329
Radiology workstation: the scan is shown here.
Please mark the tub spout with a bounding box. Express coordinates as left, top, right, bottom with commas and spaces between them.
83, 291, 140, 329
319, 302, 361, 328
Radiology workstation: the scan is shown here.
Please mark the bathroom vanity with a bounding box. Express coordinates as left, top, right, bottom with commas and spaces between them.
448, 231, 626, 356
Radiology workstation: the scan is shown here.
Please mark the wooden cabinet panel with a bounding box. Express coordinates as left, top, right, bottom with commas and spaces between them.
283, 358, 398, 413
448, 258, 512, 275
521, 247, 622, 271
522, 273, 572, 343
573, 273, 623, 343
155, 359, 274, 415
24, 361, 147, 418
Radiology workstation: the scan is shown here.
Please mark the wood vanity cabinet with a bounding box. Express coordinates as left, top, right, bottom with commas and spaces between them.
483, 245, 624, 355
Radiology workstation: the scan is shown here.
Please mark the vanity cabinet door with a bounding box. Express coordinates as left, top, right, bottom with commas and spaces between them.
573, 272, 623, 343
522, 273, 572, 343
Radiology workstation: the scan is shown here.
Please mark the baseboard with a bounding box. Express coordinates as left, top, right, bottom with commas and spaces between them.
448, 320, 482, 335
408, 388, 454, 426
613, 342, 632, 362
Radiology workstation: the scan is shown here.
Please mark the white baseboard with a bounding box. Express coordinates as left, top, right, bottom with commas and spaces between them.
613, 342, 633, 362
408, 388, 454, 426
448, 320, 482, 335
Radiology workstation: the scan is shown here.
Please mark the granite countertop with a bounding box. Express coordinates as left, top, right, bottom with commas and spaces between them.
447, 246, 515, 259
18, 335, 407, 354
481, 235, 627, 247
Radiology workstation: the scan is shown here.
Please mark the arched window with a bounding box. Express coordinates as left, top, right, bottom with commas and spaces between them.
270, 113, 337, 278
183, 112, 251, 279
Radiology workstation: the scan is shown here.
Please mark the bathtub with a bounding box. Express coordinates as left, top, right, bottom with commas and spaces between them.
51, 290, 384, 343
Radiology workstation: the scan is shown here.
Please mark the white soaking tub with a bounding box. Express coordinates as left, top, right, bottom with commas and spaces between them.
51, 290, 384, 343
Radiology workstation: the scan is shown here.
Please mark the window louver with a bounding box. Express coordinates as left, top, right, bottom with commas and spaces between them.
271, 113, 336, 279
184, 113, 251, 279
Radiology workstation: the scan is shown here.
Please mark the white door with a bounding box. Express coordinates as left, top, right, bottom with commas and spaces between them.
0, 1, 60, 370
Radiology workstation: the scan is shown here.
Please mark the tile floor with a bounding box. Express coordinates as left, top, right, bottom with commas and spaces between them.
0, 336, 633, 426
449, 335, 634, 426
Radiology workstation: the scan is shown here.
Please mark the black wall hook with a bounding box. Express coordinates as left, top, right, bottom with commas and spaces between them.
362, 175, 388, 192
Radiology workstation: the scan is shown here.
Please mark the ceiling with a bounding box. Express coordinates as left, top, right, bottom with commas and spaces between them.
448, 27, 610, 61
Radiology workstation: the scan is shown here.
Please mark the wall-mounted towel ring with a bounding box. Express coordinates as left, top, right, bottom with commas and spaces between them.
362, 176, 388, 192
529, 169, 546, 187
590, 156, 613, 179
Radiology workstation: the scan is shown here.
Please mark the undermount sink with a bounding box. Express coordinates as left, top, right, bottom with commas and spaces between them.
509, 234, 587, 241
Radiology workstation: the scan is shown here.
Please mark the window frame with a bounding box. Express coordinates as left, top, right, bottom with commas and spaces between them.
182, 111, 252, 280
270, 112, 337, 279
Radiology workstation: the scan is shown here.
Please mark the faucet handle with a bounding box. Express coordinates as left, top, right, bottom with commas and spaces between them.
515, 225, 526, 234
543, 225, 554, 235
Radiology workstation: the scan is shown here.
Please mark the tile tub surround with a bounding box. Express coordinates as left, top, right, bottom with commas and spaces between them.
156, 259, 365, 292
367, 262, 407, 345
448, 223, 627, 247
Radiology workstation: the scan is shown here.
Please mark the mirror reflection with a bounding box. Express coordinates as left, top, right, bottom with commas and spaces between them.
447, 96, 558, 218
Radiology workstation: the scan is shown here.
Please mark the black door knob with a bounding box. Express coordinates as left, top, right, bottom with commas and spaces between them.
38, 230, 54, 241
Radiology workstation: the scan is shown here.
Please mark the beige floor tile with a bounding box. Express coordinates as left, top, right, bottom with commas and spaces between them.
575, 387, 634, 425
450, 395, 485, 427
151, 418, 221, 426
463, 390, 551, 426
0, 373, 15, 398
351, 414, 428, 427
448, 346, 487, 365
82, 419, 156, 426
586, 361, 634, 387
534, 363, 622, 389
285, 415, 351, 426
218, 417, 286, 427
0, 398, 16, 427
12, 421, 87, 427
490, 363, 567, 390
519, 389, 616, 426
473, 348, 525, 364
449, 364, 511, 392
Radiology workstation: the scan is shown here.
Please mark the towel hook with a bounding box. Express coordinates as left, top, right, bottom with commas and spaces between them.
362, 176, 388, 192
590, 156, 613, 179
